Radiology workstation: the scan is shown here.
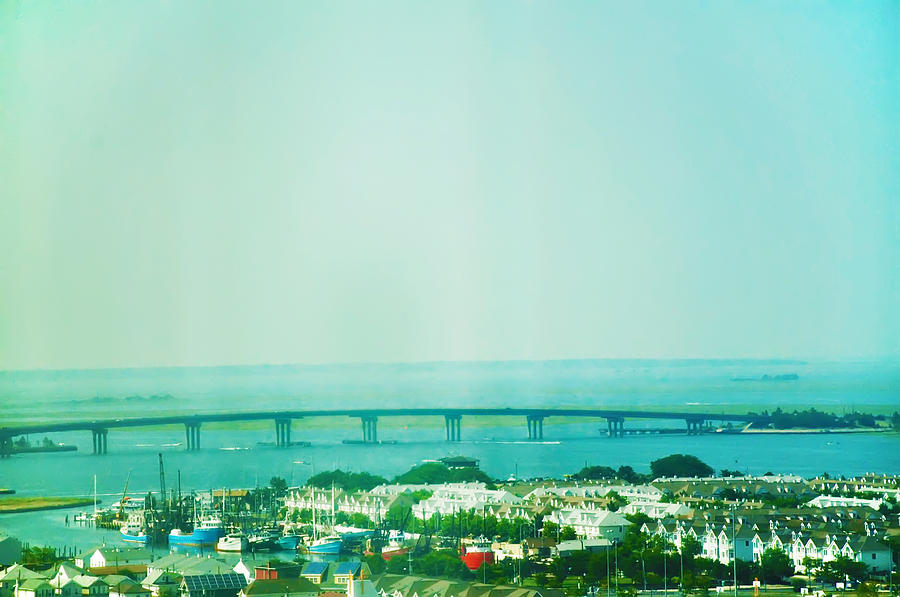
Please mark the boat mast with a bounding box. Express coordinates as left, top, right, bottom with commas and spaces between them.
330, 482, 335, 528
93, 474, 97, 517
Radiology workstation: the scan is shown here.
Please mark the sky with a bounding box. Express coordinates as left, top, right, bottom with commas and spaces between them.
0, 1, 898, 370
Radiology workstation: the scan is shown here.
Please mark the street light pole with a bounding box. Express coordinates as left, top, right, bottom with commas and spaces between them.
732, 504, 738, 597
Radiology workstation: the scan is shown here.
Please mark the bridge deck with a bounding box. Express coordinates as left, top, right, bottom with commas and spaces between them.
1, 407, 767, 436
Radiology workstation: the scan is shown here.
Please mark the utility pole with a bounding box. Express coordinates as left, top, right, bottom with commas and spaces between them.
732, 504, 738, 597
607, 545, 611, 597
642, 548, 647, 593
615, 543, 619, 595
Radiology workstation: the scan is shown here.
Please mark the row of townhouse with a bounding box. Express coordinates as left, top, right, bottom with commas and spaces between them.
283, 487, 349, 515
415, 485, 522, 518
651, 478, 817, 503
806, 496, 884, 510
522, 483, 663, 502
641, 517, 893, 573
284, 483, 533, 523
810, 475, 900, 499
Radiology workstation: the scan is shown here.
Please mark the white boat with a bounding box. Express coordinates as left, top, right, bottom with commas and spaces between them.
120, 521, 149, 544
216, 533, 249, 552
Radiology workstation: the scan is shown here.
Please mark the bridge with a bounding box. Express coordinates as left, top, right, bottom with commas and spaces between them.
0, 408, 769, 457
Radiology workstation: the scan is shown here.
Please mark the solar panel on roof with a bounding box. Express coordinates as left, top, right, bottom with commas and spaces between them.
183, 573, 246, 592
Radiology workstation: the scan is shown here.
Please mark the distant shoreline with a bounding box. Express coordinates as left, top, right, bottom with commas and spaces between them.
740, 427, 895, 435
0, 496, 95, 514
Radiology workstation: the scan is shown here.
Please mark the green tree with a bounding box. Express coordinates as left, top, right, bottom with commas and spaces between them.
269, 476, 288, 497
650, 454, 714, 478
760, 549, 793, 583
559, 526, 577, 541
542, 521, 560, 539
307, 470, 388, 492
819, 556, 868, 585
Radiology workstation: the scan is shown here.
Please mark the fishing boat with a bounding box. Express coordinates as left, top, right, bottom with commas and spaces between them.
168, 517, 224, 547
335, 525, 375, 543
307, 534, 342, 554
380, 541, 408, 560
303, 482, 343, 554
248, 529, 280, 552
120, 520, 149, 544
460, 538, 495, 570
276, 534, 301, 551
216, 533, 249, 553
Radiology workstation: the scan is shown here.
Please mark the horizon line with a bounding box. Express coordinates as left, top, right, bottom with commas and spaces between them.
3, 355, 898, 375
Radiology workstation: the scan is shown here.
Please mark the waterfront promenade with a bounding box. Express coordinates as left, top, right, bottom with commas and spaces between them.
0, 407, 768, 456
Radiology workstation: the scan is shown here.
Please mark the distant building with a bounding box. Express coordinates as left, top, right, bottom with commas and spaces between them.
0, 536, 22, 567
439, 456, 479, 470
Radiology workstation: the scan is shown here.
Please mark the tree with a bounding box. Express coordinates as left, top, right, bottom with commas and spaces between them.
559, 526, 577, 541
760, 549, 793, 583
681, 535, 702, 561
306, 470, 388, 492
393, 462, 494, 486
650, 454, 714, 478
542, 521, 560, 539
269, 476, 288, 497
606, 491, 626, 512
819, 556, 868, 585
574, 466, 618, 480
21, 546, 57, 570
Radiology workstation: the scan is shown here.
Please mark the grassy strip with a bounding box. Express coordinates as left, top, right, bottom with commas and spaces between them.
0, 496, 94, 514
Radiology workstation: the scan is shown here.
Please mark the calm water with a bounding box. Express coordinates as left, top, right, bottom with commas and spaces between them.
1, 359, 898, 548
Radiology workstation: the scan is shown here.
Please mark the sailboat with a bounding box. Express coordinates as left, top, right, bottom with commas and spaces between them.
306, 484, 342, 554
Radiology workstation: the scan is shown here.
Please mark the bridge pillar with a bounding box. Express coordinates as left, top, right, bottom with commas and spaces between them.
685, 419, 705, 435
606, 417, 624, 438
92, 429, 108, 454
275, 419, 292, 447
0, 436, 12, 458
361, 416, 378, 443
185, 423, 201, 450
526, 416, 545, 440
444, 415, 461, 442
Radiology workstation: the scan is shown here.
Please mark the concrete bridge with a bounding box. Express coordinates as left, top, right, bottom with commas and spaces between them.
0, 408, 768, 457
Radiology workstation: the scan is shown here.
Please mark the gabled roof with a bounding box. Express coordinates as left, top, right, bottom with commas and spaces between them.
17, 579, 51, 591
0, 565, 46, 583
142, 568, 181, 587
71, 575, 106, 588
243, 578, 319, 595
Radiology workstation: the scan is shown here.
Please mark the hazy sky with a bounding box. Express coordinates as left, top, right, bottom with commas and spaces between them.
1, 1, 898, 370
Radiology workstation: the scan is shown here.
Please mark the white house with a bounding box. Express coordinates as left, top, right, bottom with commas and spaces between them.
545, 509, 628, 542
